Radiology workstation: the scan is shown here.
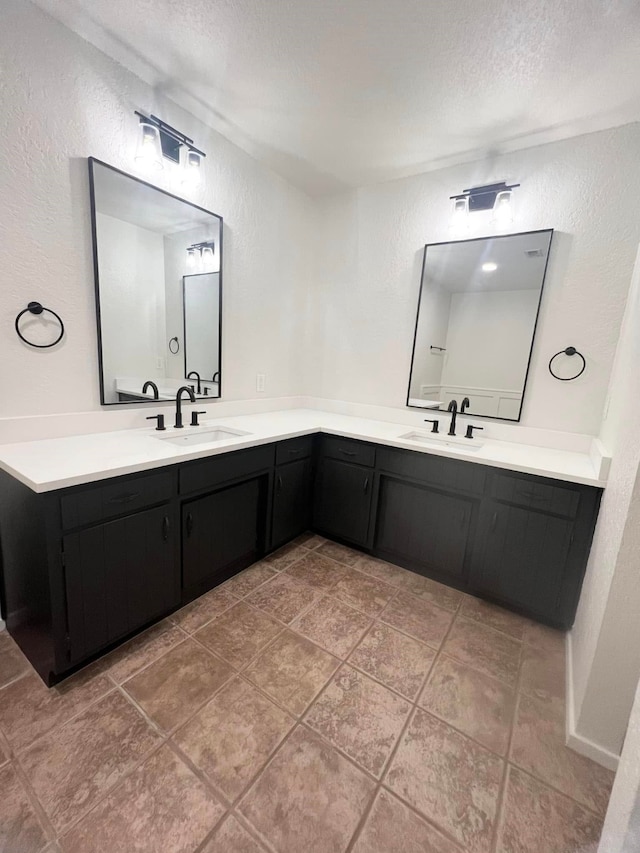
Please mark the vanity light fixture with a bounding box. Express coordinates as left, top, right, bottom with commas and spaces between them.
450, 181, 519, 228
135, 118, 163, 170
185, 241, 215, 271
450, 197, 469, 232
492, 188, 514, 226
186, 247, 198, 270
134, 111, 206, 178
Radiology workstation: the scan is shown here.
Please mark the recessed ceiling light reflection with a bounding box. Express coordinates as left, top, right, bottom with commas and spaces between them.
482, 262, 498, 272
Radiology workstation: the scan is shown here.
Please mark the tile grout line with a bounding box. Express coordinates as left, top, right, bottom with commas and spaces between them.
9, 750, 58, 846
2, 537, 578, 852
489, 630, 525, 853
5, 681, 121, 759
52, 735, 170, 846
347, 604, 467, 853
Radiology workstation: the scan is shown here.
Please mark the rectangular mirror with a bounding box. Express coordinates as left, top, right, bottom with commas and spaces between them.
88, 157, 222, 405
407, 229, 553, 421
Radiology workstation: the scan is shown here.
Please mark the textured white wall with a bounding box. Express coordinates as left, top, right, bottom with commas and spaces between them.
308, 124, 640, 435
599, 675, 640, 851
569, 245, 640, 759
0, 0, 315, 423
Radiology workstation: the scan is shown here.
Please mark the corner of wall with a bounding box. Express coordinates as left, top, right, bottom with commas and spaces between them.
566, 632, 620, 771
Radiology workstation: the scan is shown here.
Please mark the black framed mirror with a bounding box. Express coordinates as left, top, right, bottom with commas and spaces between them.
88, 157, 223, 405
407, 229, 553, 421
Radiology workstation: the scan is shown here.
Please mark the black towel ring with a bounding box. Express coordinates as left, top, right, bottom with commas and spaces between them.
15, 302, 65, 348
169, 336, 180, 354
548, 346, 586, 381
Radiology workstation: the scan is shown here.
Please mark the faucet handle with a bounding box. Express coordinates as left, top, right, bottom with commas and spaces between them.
190, 411, 207, 427
423, 418, 440, 434
146, 414, 166, 431
465, 424, 484, 439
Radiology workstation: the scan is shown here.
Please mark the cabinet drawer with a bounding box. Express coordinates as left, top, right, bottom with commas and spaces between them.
275, 435, 314, 465
180, 445, 275, 495
322, 436, 376, 467
490, 472, 580, 518
377, 447, 486, 495
60, 470, 174, 530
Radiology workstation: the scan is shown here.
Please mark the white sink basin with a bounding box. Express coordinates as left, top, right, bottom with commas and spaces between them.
159, 426, 251, 446
399, 430, 484, 451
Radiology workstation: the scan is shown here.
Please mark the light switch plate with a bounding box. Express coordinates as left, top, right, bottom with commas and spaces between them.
256, 373, 266, 392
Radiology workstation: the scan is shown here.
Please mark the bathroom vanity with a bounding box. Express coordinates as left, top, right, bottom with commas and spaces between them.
0, 412, 604, 685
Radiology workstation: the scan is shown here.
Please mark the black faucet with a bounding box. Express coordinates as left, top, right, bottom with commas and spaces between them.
186, 371, 202, 394
447, 400, 458, 436
460, 397, 471, 413
142, 380, 159, 400
174, 386, 196, 428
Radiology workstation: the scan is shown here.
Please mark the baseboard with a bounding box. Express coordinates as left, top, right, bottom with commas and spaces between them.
565, 632, 620, 772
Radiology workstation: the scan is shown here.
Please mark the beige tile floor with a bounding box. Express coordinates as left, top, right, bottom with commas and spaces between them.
0, 533, 615, 853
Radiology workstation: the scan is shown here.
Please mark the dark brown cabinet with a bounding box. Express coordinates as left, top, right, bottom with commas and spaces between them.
375, 477, 475, 581
0, 432, 603, 685
64, 505, 178, 665
470, 471, 601, 626
182, 477, 264, 595
272, 458, 313, 549
314, 456, 374, 546
313, 438, 601, 629
472, 502, 573, 619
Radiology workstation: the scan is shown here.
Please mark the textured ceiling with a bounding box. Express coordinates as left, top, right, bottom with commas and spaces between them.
32, 0, 640, 195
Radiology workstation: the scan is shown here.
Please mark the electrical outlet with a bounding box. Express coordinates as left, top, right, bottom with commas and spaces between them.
256, 373, 266, 393
156, 357, 164, 371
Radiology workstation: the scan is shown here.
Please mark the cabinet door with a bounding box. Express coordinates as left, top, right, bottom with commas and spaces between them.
272, 459, 312, 549
375, 477, 473, 579
183, 476, 262, 592
64, 506, 178, 664
473, 502, 573, 619
313, 458, 373, 546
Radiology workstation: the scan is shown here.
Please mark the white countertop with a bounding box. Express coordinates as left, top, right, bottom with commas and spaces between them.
0, 409, 607, 493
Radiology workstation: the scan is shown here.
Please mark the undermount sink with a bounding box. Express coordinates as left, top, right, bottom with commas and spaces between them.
159, 426, 251, 446
399, 430, 484, 451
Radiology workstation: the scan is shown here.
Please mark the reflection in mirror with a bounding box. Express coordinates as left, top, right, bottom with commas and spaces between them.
183, 273, 220, 386
407, 229, 553, 421
88, 158, 222, 405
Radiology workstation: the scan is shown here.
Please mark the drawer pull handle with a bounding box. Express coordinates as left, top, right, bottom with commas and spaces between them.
162, 516, 170, 542
288, 448, 303, 456
491, 511, 498, 531
516, 489, 548, 501
109, 491, 141, 504
277, 474, 283, 491
363, 476, 369, 494
186, 512, 194, 537
339, 449, 357, 457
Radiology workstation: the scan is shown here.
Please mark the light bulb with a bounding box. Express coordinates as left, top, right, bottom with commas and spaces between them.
493, 190, 513, 226
182, 148, 202, 187
186, 247, 197, 270
450, 197, 469, 232
201, 244, 214, 270
135, 120, 163, 170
